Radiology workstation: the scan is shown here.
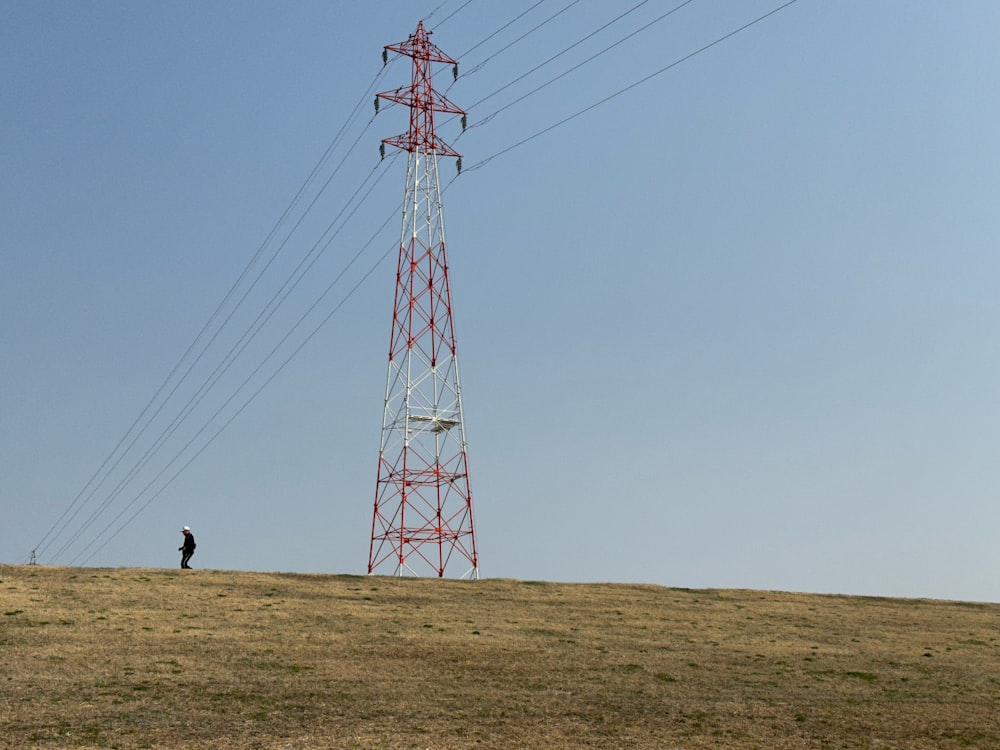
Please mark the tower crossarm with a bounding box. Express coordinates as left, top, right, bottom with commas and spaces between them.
381, 132, 461, 159
376, 85, 464, 116
369, 20, 478, 579
384, 24, 458, 66
376, 21, 464, 159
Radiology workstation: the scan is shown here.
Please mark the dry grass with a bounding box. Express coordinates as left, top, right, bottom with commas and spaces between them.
1, 565, 999, 749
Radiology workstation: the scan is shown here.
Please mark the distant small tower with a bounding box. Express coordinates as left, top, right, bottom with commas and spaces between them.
369, 22, 478, 579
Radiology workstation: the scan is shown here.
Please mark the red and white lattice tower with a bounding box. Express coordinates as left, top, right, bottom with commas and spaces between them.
369, 22, 478, 579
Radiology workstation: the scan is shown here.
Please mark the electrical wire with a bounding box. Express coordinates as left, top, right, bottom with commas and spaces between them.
432, 0, 478, 31
33, 62, 398, 564
36, 0, 803, 566
53, 113, 386, 562
46, 3, 600, 564
464, 0, 698, 131
458, 0, 585, 79
77, 201, 405, 565
435, 0, 676, 138
50, 135, 399, 564
78, 154, 469, 563
463, 0, 802, 172
54, 154, 400, 565
35, 2, 528, 565
420, 0, 452, 24
456, 0, 550, 60
463, 0, 657, 109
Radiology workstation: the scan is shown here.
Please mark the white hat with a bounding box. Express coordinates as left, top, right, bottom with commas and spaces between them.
182, 526, 190, 532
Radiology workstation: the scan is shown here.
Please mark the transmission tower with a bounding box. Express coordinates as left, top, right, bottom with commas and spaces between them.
369, 22, 479, 579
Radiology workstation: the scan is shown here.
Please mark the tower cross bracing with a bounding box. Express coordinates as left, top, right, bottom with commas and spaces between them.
369, 22, 478, 579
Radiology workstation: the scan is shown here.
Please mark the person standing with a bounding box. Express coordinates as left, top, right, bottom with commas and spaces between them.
179, 526, 196, 569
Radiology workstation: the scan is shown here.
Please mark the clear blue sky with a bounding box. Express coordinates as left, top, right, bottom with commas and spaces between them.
3, 1, 999, 601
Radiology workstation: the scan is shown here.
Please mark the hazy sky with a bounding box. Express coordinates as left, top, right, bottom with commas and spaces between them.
3, 1, 999, 602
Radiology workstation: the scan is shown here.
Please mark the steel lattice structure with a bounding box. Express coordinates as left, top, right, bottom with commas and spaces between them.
369, 22, 478, 579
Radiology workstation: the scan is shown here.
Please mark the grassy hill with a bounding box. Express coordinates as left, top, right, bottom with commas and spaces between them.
2, 565, 998, 749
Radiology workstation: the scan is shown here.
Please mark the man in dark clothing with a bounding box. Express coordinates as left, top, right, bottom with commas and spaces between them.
179, 526, 196, 569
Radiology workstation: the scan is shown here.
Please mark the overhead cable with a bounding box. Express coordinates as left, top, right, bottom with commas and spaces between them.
458, 0, 585, 78
33, 62, 397, 563
465, 0, 698, 130
38, 0, 801, 565
432, 0, 478, 31
464, 0, 802, 171
54, 154, 399, 565
465, 0, 658, 110
77, 202, 404, 565
456, 0, 550, 60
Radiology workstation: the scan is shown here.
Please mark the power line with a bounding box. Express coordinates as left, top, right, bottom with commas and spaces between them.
464, 0, 658, 110
78, 169, 468, 564
37, 1, 803, 565
33, 62, 398, 564
464, 0, 698, 131
47, 4, 597, 564
77, 204, 405, 565
34, 2, 556, 565
420, 0, 452, 25
458, 0, 585, 78
435, 0, 680, 138
464, 0, 802, 172
456, 0, 551, 60
53, 155, 400, 565
432, 0, 478, 31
